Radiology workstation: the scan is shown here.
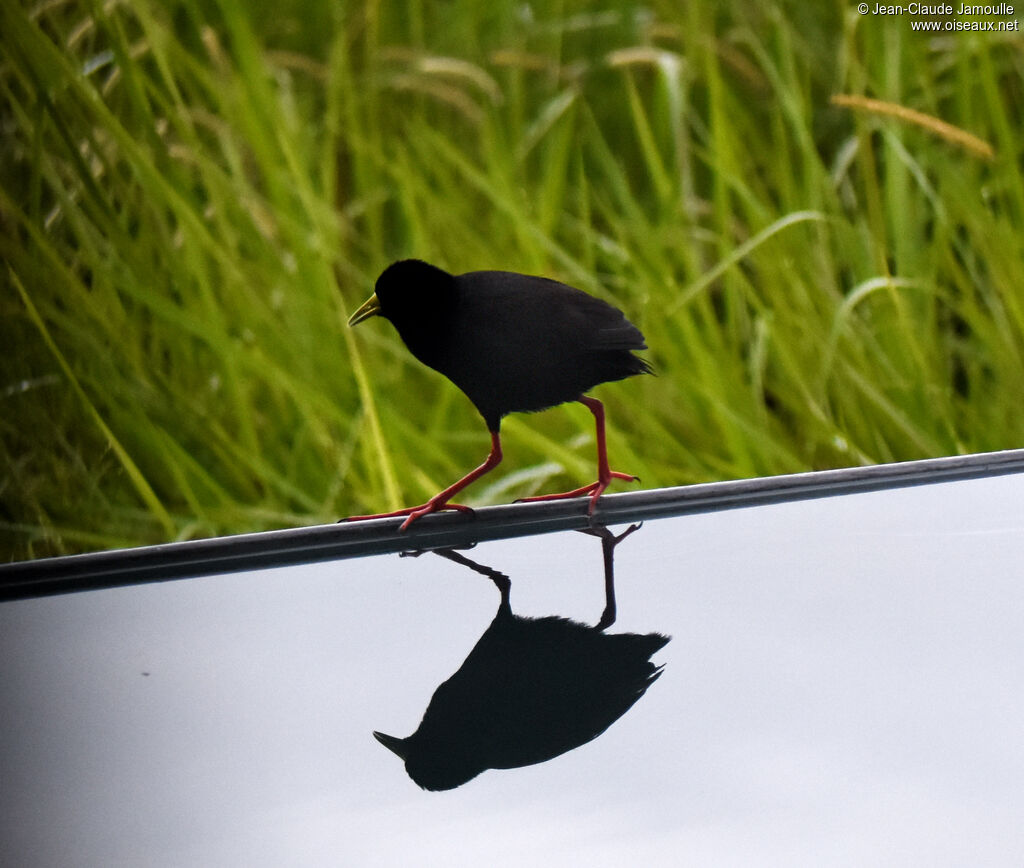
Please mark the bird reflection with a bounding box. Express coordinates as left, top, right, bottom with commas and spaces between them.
374, 523, 670, 791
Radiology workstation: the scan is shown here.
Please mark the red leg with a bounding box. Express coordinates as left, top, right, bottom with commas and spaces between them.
518, 396, 638, 513
346, 431, 503, 531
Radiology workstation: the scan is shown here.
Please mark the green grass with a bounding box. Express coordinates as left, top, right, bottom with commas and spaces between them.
2, 1, 1023, 559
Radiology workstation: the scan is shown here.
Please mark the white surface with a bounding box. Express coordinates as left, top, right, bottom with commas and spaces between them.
3, 474, 1024, 867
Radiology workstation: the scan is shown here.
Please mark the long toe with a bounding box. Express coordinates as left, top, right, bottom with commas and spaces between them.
608, 470, 640, 483
586, 481, 609, 514
345, 501, 474, 527
515, 469, 639, 506
515, 481, 600, 504
398, 500, 474, 531
344, 506, 418, 522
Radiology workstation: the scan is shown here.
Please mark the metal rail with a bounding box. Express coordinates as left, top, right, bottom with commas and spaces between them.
3, 449, 1024, 601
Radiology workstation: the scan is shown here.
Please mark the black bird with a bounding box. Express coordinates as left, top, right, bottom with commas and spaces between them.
374, 527, 669, 790
347, 259, 652, 529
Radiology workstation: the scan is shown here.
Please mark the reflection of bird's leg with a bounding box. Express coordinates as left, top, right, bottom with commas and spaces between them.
517, 396, 639, 513
346, 431, 503, 531
579, 522, 643, 630
432, 548, 512, 611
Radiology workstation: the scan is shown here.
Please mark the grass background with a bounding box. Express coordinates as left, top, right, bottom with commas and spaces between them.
2, 0, 1022, 560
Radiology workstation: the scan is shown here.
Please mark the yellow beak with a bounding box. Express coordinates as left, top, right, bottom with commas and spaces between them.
347, 292, 382, 326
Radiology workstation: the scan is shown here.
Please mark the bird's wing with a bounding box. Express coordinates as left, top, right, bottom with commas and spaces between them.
549, 282, 648, 352
473, 274, 647, 350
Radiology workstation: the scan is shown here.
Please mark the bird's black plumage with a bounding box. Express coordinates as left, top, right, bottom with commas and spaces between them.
377, 609, 669, 791
364, 260, 651, 431
347, 259, 652, 528
373, 533, 669, 791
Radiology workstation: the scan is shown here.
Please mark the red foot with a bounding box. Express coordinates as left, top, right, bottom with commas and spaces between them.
346, 500, 475, 531
343, 431, 502, 532
515, 394, 639, 513
517, 470, 638, 514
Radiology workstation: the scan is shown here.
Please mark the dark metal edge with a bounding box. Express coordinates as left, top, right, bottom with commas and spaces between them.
4, 449, 1024, 601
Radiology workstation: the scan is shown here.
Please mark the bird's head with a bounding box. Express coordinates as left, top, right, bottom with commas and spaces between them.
348, 259, 456, 329
373, 729, 483, 791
